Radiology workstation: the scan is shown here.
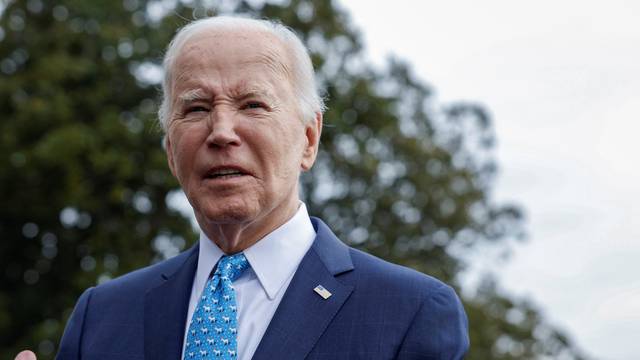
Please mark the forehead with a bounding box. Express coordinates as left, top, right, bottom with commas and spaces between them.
171, 28, 293, 93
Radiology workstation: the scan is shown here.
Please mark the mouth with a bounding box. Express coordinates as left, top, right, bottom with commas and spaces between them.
204, 166, 250, 180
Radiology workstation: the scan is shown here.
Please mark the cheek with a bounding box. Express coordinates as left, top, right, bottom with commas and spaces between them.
272, 129, 306, 178
169, 131, 199, 181
174, 148, 191, 179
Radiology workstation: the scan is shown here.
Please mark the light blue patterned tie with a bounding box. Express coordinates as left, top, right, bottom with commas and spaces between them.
184, 253, 249, 359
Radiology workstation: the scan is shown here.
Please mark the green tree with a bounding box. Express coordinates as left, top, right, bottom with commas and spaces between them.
0, 0, 590, 359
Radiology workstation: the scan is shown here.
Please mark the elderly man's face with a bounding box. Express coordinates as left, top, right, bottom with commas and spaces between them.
165, 29, 320, 243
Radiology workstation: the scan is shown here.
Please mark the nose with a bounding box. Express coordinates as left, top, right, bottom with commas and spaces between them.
205, 108, 241, 148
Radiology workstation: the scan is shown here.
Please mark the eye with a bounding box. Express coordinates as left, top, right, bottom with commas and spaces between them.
242, 101, 266, 110
185, 105, 210, 114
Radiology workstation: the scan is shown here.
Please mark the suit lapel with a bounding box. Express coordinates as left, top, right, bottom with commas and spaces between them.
252, 217, 355, 360
144, 246, 199, 360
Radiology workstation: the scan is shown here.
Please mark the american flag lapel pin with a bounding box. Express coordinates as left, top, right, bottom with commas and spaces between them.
313, 285, 332, 299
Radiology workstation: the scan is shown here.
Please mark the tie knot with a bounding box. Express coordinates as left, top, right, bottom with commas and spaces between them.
215, 253, 249, 282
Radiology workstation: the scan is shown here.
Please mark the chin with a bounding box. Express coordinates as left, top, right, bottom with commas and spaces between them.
196, 199, 261, 225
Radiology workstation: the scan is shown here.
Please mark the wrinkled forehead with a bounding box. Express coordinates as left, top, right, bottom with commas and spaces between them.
172, 28, 294, 87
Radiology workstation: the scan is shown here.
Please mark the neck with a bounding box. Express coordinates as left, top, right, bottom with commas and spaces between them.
198, 200, 300, 254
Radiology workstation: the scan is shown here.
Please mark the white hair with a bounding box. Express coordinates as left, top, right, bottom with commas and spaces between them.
158, 16, 325, 131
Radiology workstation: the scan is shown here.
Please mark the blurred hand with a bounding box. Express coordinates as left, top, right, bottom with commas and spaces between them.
15, 350, 37, 360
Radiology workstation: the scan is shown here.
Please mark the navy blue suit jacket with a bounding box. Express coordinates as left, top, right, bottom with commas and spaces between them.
57, 217, 469, 359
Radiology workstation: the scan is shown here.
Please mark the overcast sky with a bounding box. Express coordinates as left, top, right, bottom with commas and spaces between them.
341, 1, 640, 359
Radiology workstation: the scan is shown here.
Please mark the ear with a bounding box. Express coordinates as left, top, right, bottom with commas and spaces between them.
165, 135, 178, 178
300, 112, 323, 171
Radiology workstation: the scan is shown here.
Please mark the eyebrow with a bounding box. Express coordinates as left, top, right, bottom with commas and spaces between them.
175, 85, 277, 106
177, 88, 209, 104
235, 88, 276, 102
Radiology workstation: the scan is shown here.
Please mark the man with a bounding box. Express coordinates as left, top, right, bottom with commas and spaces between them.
17, 16, 469, 360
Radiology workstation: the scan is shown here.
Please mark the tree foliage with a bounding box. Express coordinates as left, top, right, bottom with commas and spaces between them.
0, 0, 589, 359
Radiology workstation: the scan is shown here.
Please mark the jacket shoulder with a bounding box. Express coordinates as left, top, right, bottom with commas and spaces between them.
347, 247, 452, 295
346, 248, 469, 358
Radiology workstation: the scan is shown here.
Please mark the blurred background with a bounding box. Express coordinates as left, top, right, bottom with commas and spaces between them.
340, 1, 640, 359
1, 0, 637, 359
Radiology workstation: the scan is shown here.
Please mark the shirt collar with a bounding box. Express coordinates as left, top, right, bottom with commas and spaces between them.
196, 202, 316, 300
194, 227, 225, 299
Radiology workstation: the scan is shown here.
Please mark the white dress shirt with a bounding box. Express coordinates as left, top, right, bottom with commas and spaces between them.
181, 203, 316, 360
